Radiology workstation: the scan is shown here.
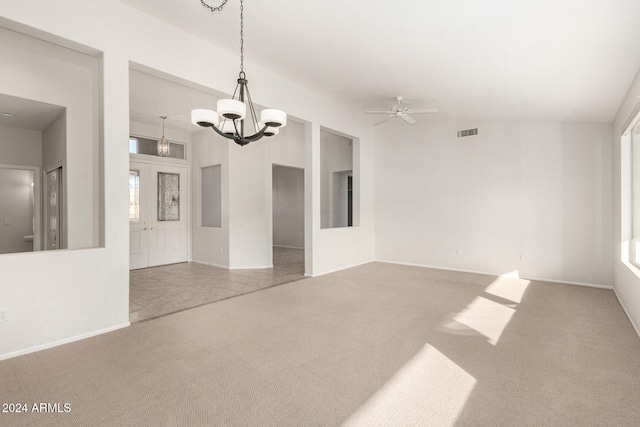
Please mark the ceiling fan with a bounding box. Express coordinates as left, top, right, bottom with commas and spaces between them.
365, 96, 438, 126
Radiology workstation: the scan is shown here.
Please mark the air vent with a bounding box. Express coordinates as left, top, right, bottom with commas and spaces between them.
457, 128, 478, 138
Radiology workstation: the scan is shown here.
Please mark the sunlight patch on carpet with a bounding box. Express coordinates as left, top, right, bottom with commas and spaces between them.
342, 344, 476, 427
485, 275, 530, 303
452, 296, 515, 345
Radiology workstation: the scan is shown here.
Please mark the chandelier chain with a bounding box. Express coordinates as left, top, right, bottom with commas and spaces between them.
240, 0, 244, 73
200, 0, 228, 13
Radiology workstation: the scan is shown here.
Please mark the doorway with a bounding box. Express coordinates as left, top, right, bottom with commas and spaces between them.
0, 165, 41, 254
332, 170, 353, 228
129, 161, 188, 269
272, 164, 305, 274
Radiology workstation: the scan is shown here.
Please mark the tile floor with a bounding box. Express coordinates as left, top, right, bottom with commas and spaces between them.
129, 246, 305, 322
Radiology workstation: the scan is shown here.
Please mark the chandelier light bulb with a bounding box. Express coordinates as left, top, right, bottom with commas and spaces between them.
259, 121, 278, 136
191, 109, 219, 127
217, 99, 246, 120
261, 109, 287, 128
221, 120, 236, 135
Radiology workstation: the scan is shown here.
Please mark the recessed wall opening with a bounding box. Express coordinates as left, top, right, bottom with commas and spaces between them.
201, 164, 222, 228
320, 127, 360, 229
0, 95, 72, 255
0, 26, 103, 255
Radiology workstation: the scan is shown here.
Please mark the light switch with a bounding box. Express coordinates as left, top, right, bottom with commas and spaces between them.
4, 218, 9, 225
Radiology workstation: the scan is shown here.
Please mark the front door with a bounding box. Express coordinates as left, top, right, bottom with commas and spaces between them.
129, 161, 188, 269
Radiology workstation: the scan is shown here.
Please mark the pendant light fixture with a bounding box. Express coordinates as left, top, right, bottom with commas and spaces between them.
191, 0, 287, 146
157, 116, 170, 157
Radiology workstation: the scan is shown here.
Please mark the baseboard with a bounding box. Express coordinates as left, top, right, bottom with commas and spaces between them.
310, 259, 375, 277
0, 322, 130, 361
273, 245, 304, 250
521, 275, 612, 290
228, 265, 273, 270
376, 259, 499, 277
375, 259, 612, 289
613, 287, 640, 339
191, 259, 228, 269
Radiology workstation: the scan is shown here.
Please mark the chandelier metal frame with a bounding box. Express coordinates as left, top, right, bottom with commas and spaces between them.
192, 0, 287, 146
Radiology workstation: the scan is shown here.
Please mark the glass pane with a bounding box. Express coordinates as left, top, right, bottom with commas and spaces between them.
169, 142, 186, 160
129, 170, 140, 222
129, 135, 186, 160
158, 172, 180, 221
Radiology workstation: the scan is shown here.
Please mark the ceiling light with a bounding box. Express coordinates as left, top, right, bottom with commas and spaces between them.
191, 0, 287, 146
158, 116, 170, 157
1, 112, 15, 117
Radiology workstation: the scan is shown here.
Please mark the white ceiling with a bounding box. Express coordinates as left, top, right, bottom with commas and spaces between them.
119, 0, 640, 123
0, 94, 64, 131
129, 69, 220, 132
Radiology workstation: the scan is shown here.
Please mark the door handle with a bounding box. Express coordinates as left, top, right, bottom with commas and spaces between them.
143, 227, 148, 231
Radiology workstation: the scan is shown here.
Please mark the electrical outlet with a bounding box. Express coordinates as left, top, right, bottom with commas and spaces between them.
456, 249, 462, 256
4, 218, 9, 225
0, 309, 7, 322
519, 254, 524, 261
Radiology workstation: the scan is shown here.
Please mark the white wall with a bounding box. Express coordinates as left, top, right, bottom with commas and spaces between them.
191, 130, 229, 267
0, 125, 42, 166
0, 0, 375, 358
613, 66, 640, 334
228, 140, 270, 268
0, 168, 34, 253
268, 119, 305, 168
375, 119, 613, 287
273, 165, 304, 249
0, 12, 123, 360
42, 111, 65, 171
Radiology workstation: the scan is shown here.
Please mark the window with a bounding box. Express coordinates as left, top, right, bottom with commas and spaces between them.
129, 170, 140, 222
129, 136, 186, 160
157, 172, 180, 221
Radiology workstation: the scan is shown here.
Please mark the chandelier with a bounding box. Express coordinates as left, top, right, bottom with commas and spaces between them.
157, 115, 170, 157
191, 0, 287, 146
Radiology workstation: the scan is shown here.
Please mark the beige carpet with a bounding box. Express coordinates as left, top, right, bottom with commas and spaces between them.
1, 262, 640, 426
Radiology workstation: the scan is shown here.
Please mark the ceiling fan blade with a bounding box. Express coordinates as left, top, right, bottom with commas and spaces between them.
365, 110, 394, 114
374, 115, 394, 126
406, 108, 439, 114
400, 114, 417, 125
